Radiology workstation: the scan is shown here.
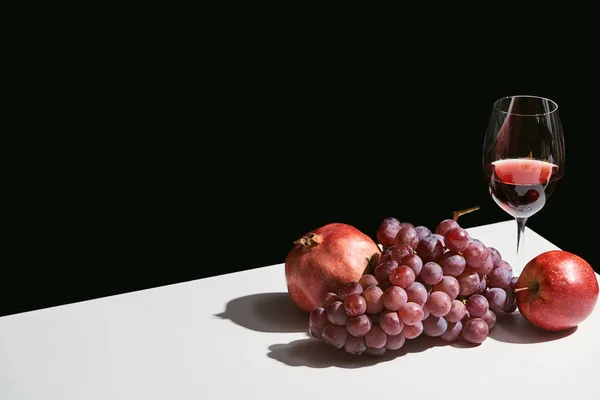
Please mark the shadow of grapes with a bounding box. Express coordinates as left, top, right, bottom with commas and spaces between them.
267, 336, 450, 368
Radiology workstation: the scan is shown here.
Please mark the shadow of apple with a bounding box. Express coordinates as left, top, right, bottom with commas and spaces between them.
489, 310, 577, 344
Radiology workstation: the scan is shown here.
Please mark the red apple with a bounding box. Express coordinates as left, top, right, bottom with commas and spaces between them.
516, 250, 599, 332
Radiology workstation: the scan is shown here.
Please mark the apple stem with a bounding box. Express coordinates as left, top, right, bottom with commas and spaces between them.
513, 287, 530, 293
452, 206, 480, 222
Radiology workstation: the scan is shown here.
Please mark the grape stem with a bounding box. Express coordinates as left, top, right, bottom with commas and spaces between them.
452, 206, 480, 222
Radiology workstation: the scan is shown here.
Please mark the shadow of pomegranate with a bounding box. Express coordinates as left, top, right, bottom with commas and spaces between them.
214, 292, 308, 333
267, 336, 448, 368
489, 310, 577, 344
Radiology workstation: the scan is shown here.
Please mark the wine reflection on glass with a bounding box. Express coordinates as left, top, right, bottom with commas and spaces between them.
482, 95, 565, 266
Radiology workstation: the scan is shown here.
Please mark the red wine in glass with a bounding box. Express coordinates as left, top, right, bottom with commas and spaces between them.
482, 95, 565, 263
487, 158, 561, 219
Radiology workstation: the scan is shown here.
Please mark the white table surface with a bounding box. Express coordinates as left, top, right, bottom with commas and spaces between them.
1, 220, 599, 400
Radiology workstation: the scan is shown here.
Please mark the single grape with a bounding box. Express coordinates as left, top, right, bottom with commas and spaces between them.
389, 265, 416, 288
375, 260, 399, 283
343, 294, 367, 317
422, 302, 430, 319
379, 309, 404, 336
322, 324, 348, 348
359, 274, 379, 289
445, 299, 467, 323
346, 314, 372, 337
488, 266, 512, 289
377, 218, 401, 249
435, 219, 460, 237
362, 285, 384, 314
481, 309, 497, 330
382, 217, 401, 225
401, 253, 423, 276
319, 292, 339, 308
462, 317, 489, 344
402, 321, 424, 339
466, 294, 489, 318
478, 253, 494, 275
391, 245, 414, 263
438, 251, 466, 277
440, 321, 463, 342
463, 240, 489, 269
338, 281, 363, 300
422, 315, 448, 337
445, 227, 471, 252
326, 301, 349, 325
394, 226, 420, 250
309, 325, 323, 339
426, 291, 452, 317
495, 260, 513, 274
382, 286, 408, 311
385, 333, 406, 350
365, 347, 387, 357
487, 247, 503, 269
421, 262, 444, 285
414, 225, 432, 241
503, 286, 516, 312
344, 335, 367, 355
433, 276, 460, 300
400, 221, 415, 230
364, 325, 387, 349
416, 235, 444, 263
509, 276, 519, 290
457, 269, 480, 296
484, 287, 508, 312
309, 307, 329, 330
405, 281, 428, 306
397, 302, 424, 325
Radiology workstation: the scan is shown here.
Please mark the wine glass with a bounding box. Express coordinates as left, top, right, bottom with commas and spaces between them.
482, 95, 565, 265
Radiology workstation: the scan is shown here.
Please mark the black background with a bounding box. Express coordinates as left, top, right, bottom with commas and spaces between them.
2, 40, 598, 318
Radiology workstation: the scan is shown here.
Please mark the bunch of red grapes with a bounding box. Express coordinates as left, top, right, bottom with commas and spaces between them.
308, 216, 518, 356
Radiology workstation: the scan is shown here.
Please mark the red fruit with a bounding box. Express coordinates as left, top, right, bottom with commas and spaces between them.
376, 218, 401, 249
285, 223, 381, 313
516, 250, 599, 332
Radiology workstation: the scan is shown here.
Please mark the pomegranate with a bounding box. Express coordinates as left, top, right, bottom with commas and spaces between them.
285, 223, 381, 313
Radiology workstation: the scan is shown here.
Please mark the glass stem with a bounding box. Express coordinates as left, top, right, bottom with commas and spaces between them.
516, 217, 527, 260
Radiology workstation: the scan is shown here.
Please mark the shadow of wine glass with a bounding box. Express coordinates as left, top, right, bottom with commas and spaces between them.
214, 292, 308, 333
489, 311, 577, 344
267, 336, 447, 368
